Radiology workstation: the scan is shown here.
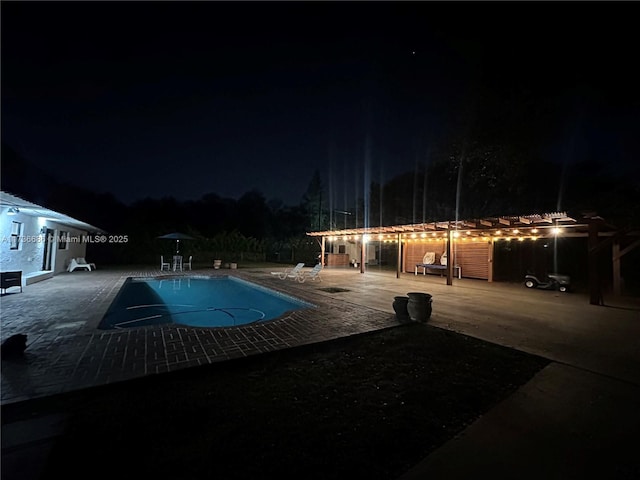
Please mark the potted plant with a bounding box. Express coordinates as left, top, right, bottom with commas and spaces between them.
392, 296, 410, 322
406, 292, 433, 322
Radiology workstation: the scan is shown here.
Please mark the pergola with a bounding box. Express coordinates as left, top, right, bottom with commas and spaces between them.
307, 211, 638, 305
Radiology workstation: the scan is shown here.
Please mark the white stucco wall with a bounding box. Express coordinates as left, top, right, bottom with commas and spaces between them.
0, 209, 44, 276
330, 242, 377, 264
50, 225, 90, 274
0, 207, 88, 277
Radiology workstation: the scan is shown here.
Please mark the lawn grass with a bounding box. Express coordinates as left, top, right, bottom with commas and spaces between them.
4, 323, 549, 479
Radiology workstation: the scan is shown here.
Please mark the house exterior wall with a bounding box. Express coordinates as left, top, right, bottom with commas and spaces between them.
0, 207, 89, 279
50, 226, 89, 274
327, 241, 378, 266
0, 209, 44, 277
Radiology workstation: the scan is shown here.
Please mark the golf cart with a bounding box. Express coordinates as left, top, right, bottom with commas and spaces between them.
524, 272, 570, 292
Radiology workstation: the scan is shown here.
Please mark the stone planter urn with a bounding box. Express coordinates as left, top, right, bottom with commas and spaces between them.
406, 292, 433, 322
392, 296, 411, 323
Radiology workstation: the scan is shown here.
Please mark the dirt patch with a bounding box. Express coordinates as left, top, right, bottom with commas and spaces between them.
4, 323, 549, 480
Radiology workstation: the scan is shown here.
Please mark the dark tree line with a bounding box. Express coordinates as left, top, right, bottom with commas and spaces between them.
328, 140, 638, 232
1, 144, 323, 265
2, 141, 637, 266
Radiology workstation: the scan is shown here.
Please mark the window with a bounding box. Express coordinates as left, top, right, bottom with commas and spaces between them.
338, 245, 346, 254
58, 231, 69, 250
10, 221, 22, 250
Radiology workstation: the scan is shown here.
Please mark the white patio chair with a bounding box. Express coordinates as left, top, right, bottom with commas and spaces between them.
160, 256, 171, 271
68, 258, 92, 272
77, 257, 96, 270
270, 262, 305, 280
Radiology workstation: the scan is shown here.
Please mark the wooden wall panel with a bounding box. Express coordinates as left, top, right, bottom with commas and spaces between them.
326, 253, 350, 267
403, 240, 490, 279
454, 241, 490, 279
404, 241, 446, 272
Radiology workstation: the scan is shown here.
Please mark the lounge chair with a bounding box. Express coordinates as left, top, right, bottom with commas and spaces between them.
77, 257, 96, 270
296, 263, 322, 283
68, 258, 92, 272
160, 255, 171, 271
271, 262, 304, 280
183, 255, 193, 270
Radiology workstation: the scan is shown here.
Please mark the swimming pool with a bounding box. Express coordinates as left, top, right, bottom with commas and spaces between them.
98, 275, 315, 330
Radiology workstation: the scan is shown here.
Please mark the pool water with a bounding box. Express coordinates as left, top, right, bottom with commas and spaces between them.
98, 275, 314, 330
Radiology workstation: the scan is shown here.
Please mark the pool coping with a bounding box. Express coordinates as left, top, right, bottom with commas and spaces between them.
97, 274, 319, 330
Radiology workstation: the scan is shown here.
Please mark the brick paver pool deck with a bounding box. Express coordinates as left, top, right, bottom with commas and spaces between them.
0, 266, 399, 405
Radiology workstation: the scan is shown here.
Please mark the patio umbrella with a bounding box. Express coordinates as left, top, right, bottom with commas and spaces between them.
157, 232, 195, 255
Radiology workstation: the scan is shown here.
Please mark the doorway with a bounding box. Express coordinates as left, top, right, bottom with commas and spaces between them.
42, 228, 54, 270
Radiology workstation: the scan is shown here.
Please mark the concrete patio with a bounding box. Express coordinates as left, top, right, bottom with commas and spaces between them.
2, 265, 640, 479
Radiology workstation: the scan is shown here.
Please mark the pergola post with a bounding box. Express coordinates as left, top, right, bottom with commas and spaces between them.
446, 229, 453, 286
612, 236, 640, 297
321, 236, 325, 266
612, 240, 621, 296
487, 238, 494, 283
588, 219, 603, 305
396, 233, 402, 279
360, 237, 365, 274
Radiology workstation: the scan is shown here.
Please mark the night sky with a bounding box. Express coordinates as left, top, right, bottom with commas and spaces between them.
2, 1, 638, 207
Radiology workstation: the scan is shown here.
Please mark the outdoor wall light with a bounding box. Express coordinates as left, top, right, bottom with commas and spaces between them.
7, 207, 19, 215
40, 226, 48, 234
531, 228, 538, 234
552, 227, 561, 235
